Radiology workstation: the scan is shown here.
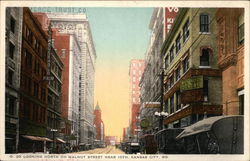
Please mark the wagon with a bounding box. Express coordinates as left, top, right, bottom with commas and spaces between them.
176, 115, 243, 154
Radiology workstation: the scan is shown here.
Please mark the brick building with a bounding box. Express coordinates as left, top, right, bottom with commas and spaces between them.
19, 7, 49, 152
93, 102, 105, 143
216, 8, 244, 115
33, 12, 64, 145
129, 59, 145, 138
162, 8, 222, 128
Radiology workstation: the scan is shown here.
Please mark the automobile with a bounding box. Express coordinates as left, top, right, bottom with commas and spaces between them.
155, 128, 184, 154
176, 115, 243, 154
129, 142, 140, 154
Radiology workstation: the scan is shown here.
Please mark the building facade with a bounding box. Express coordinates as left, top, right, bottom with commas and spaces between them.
140, 7, 178, 135
33, 12, 64, 146
216, 8, 244, 115
18, 7, 49, 152
162, 8, 222, 128
93, 102, 105, 143
129, 59, 145, 139
5, 7, 23, 153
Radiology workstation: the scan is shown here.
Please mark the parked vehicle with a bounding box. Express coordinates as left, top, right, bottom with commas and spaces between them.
155, 128, 184, 154
176, 115, 243, 154
139, 134, 157, 154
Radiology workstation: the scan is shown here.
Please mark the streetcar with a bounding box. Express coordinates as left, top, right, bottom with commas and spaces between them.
154, 128, 184, 154
176, 115, 244, 154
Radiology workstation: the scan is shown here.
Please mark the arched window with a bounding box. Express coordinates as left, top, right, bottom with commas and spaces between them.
200, 49, 210, 66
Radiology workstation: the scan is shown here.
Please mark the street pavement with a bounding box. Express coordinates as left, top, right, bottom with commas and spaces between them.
73, 146, 125, 154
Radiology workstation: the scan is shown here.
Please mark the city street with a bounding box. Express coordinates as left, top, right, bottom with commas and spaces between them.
73, 146, 124, 154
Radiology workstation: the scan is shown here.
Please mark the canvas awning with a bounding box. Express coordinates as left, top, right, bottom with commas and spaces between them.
22, 135, 52, 142
56, 138, 66, 143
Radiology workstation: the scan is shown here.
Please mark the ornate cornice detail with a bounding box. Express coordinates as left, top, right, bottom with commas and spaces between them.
218, 53, 237, 70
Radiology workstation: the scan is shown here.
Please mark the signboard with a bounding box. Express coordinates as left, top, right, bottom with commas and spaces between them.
31, 7, 86, 14
181, 89, 203, 104
143, 102, 160, 108
180, 76, 203, 91
165, 7, 179, 36
140, 119, 150, 128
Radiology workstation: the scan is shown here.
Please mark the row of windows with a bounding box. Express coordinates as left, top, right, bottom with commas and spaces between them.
21, 75, 47, 102
23, 24, 47, 62
47, 111, 60, 129
19, 98, 46, 124
165, 56, 190, 91
165, 14, 210, 69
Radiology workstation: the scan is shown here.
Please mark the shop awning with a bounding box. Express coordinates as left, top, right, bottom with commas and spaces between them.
56, 138, 66, 143
22, 135, 52, 142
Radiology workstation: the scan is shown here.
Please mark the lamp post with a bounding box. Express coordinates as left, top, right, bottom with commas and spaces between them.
51, 128, 58, 153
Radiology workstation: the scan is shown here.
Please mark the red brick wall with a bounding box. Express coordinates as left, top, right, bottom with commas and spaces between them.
94, 109, 102, 140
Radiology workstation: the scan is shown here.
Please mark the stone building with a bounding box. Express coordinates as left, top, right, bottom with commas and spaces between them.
18, 7, 50, 152
162, 8, 222, 128
216, 8, 244, 115
5, 7, 23, 153
129, 59, 144, 139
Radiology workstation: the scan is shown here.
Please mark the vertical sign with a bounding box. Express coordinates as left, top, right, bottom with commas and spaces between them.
165, 7, 179, 37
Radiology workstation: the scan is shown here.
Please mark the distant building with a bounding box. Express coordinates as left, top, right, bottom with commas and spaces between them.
94, 102, 105, 143
105, 136, 117, 146
216, 8, 244, 115
162, 8, 222, 128
129, 59, 145, 139
5, 7, 23, 154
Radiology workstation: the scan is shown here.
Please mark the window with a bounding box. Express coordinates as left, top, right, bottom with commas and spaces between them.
176, 90, 181, 110
132, 91, 135, 94
203, 79, 208, 101
133, 97, 136, 103
200, 49, 210, 66
170, 95, 174, 114
133, 70, 136, 75
238, 13, 244, 45
175, 67, 181, 81
200, 14, 209, 32
9, 42, 15, 59
175, 34, 181, 54
170, 46, 174, 63
183, 56, 189, 73
52, 39, 55, 48
133, 77, 136, 82
8, 95, 16, 115
170, 76, 174, 87
165, 99, 168, 112
165, 55, 169, 69
183, 19, 190, 42
10, 16, 16, 33
8, 69, 14, 85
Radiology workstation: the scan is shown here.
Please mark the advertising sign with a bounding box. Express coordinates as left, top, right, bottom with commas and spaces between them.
165, 7, 179, 36
180, 76, 203, 91
181, 89, 203, 103
143, 102, 160, 108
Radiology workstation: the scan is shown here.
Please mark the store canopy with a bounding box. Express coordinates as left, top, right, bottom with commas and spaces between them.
56, 138, 66, 143
22, 135, 52, 142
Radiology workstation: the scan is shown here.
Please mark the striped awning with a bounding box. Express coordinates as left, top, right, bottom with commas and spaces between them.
22, 135, 52, 142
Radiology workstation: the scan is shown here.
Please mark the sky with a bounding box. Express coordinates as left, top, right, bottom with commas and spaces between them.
86, 8, 153, 139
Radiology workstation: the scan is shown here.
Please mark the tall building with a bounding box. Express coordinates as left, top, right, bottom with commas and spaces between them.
129, 59, 145, 139
161, 8, 222, 128
140, 7, 178, 135
93, 102, 105, 144
216, 8, 244, 115
31, 8, 97, 147
5, 7, 23, 154
18, 7, 50, 152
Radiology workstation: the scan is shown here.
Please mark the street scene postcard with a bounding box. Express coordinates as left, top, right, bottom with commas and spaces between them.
0, 1, 249, 161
